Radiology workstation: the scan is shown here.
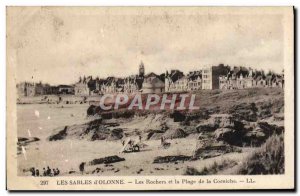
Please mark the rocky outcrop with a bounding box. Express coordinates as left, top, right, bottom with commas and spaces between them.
153, 155, 192, 163
146, 129, 165, 140
89, 155, 125, 165
214, 128, 243, 146
49, 126, 68, 141
163, 128, 187, 139
193, 139, 241, 159
17, 137, 40, 146
48, 118, 124, 141
242, 122, 284, 146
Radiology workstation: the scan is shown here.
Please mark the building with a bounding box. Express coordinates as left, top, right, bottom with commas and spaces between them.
57, 85, 74, 94
74, 76, 95, 96
16, 82, 52, 97
139, 61, 145, 77
202, 64, 230, 89
187, 71, 202, 91
165, 70, 185, 92
123, 76, 139, 93
16, 82, 34, 97
141, 72, 165, 94
219, 67, 284, 89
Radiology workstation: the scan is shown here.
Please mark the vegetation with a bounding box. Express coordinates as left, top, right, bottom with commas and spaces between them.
184, 159, 237, 175
237, 134, 284, 175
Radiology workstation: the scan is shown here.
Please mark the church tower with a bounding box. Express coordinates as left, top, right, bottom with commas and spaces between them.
139, 61, 145, 77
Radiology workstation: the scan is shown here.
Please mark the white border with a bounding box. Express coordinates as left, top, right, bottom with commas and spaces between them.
1, 0, 298, 195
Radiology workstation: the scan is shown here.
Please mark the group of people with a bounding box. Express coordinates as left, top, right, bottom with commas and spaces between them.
30, 166, 60, 177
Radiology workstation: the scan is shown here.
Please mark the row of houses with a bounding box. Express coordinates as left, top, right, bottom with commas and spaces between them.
17, 62, 284, 97
16, 82, 74, 97
165, 64, 284, 92
219, 67, 284, 89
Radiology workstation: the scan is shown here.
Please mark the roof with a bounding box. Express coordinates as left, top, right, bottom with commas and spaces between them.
58, 85, 73, 88
145, 72, 158, 78
142, 77, 165, 88
167, 70, 184, 82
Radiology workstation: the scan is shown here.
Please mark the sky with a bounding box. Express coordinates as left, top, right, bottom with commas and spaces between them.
7, 7, 284, 85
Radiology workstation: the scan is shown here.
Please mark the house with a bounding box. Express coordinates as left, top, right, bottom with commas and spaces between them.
74, 76, 95, 96
141, 72, 165, 94
57, 85, 74, 94
123, 76, 139, 93
165, 69, 185, 92
187, 71, 202, 91
100, 77, 125, 94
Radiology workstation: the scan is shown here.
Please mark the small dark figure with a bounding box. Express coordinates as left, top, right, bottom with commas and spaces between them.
30, 167, 35, 176
122, 140, 125, 146
160, 136, 164, 145
56, 168, 60, 175
35, 169, 39, 177
46, 166, 52, 176
43, 168, 46, 176
139, 135, 142, 142
53, 168, 56, 176
79, 162, 85, 174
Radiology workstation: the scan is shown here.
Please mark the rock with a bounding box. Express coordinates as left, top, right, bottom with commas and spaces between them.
193, 139, 241, 159
17, 137, 40, 146
241, 121, 284, 146
196, 123, 217, 132
106, 128, 124, 141
196, 114, 235, 133
89, 155, 125, 165
153, 155, 192, 164
146, 129, 164, 140
170, 111, 186, 122
49, 126, 68, 141
87, 105, 97, 116
274, 113, 284, 121
214, 128, 243, 146
163, 128, 187, 139
229, 103, 258, 122
209, 114, 235, 128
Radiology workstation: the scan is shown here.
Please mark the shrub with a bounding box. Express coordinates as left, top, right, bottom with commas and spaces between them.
184, 159, 237, 175
237, 134, 284, 175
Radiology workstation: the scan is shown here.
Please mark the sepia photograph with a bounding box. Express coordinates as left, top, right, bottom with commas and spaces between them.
6, 6, 294, 190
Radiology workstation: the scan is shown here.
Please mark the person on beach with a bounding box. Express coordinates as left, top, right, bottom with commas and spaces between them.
46, 166, 52, 176
30, 167, 35, 176
79, 162, 85, 174
36, 169, 39, 177
161, 136, 164, 145
43, 168, 46, 176
53, 168, 56, 176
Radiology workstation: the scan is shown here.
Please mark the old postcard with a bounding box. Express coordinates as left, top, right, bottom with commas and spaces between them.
6, 6, 294, 190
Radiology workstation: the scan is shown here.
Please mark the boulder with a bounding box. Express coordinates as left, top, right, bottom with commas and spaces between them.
87, 105, 97, 116
49, 126, 68, 141
193, 139, 241, 159
153, 155, 191, 163
209, 114, 235, 128
106, 128, 124, 141
163, 128, 187, 139
170, 111, 186, 122
241, 121, 284, 146
196, 123, 217, 132
146, 129, 164, 140
214, 128, 243, 146
17, 137, 40, 146
89, 155, 125, 165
